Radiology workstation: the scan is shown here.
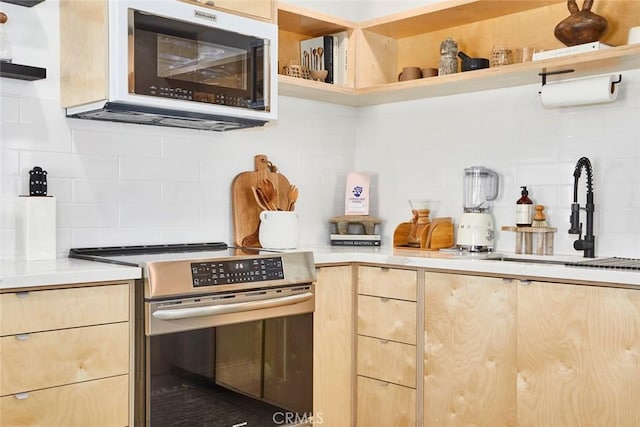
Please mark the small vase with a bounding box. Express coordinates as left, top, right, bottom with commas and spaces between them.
554, 0, 608, 47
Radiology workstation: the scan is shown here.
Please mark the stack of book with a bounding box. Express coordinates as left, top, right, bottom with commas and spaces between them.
532, 41, 611, 61
300, 31, 348, 85
330, 234, 381, 247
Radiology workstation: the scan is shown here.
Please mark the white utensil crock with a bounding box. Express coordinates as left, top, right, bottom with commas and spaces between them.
259, 210, 300, 249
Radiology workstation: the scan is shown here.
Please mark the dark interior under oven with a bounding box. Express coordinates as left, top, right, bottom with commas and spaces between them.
147, 314, 313, 427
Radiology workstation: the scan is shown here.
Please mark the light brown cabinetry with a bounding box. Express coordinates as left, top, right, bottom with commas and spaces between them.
424, 272, 516, 427
517, 280, 640, 427
356, 266, 418, 427
313, 265, 354, 427
182, 0, 274, 22
424, 271, 640, 427
278, 0, 640, 106
0, 282, 133, 427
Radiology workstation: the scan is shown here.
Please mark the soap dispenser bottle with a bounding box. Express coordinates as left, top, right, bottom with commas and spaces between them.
516, 186, 533, 227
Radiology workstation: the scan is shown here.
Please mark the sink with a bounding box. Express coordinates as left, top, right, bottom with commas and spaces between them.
483, 255, 640, 270
483, 255, 569, 266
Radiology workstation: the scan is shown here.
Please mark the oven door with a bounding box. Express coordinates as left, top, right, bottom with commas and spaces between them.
144, 285, 314, 427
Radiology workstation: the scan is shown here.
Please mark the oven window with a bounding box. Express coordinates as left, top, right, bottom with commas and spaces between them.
148, 314, 313, 426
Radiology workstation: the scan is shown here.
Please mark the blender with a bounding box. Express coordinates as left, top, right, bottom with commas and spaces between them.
456, 166, 499, 251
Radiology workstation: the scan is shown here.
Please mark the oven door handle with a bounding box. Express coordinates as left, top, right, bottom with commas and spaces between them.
152, 292, 313, 320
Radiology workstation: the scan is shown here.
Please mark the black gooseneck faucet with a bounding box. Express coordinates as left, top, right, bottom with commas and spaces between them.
568, 157, 595, 258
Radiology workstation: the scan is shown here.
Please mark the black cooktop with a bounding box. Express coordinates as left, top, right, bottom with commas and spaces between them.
69, 242, 228, 257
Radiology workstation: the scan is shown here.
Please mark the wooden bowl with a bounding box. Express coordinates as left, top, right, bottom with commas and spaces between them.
310, 69, 328, 82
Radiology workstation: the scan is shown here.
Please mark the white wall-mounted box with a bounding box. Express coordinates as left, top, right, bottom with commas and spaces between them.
15, 196, 56, 260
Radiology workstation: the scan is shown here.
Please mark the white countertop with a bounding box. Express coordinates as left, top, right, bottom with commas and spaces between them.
309, 246, 640, 287
1, 247, 638, 290
0, 257, 141, 290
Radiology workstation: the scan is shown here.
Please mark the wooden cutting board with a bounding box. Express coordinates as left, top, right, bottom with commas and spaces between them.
231, 154, 291, 247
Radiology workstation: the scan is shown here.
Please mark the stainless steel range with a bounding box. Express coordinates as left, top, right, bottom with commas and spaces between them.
70, 243, 316, 427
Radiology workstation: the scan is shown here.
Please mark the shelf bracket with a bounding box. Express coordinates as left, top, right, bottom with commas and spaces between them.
538, 69, 575, 87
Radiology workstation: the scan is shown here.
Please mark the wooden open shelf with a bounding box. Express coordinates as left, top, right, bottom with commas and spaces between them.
277, 0, 640, 106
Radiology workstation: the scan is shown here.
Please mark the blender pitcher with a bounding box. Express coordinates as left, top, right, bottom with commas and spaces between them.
463, 166, 499, 212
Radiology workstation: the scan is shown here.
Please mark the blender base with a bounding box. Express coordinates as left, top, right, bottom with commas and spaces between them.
456, 212, 495, 252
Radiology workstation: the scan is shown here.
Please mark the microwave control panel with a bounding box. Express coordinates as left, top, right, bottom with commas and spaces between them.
147, 85, 249, 108
191, 256, 284, 287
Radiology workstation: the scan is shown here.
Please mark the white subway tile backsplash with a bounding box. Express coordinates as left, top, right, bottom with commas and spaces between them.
57, 203, 119, 228
73, 129, 162, 158
19, 151, 118, 180
119, 157, 200, 182
1, 95, 20, 123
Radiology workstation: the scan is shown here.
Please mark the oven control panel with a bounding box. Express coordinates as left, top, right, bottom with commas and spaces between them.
191, 256, 284, 287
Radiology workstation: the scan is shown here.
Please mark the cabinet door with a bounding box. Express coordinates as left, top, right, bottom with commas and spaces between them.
0, 375, 128, 427
0, 284, 129, 335
424, 272, 517, 427
314, 265, 354, 427
357, 335, 416, 388
357, 376, 415, 427
1, 322, 129, 396
518, 281, 640, 427
358, 295, 416, 345
358, 266, 417, 301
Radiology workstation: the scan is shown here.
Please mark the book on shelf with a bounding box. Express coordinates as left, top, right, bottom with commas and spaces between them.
331, 239, 381, 247
329, 31, 349, 86
532, 41, 612, 61
330, 234, 381, 246
300, 35, 334, 84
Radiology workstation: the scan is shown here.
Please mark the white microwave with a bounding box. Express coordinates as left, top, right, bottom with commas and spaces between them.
61, 0, 278, 131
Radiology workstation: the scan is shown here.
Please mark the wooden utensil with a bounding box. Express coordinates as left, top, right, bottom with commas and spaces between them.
251, 186, 271, 211
287, 185, 298, 211
231, 155, 291, 247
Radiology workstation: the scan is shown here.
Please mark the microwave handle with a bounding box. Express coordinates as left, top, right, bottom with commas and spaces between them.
152, 292, 313, 320
250, 39, 268, 110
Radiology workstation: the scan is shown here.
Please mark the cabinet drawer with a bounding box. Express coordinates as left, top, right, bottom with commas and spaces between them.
0, 375, 129, 427
358, 295, 416, 344
0, 283, 129, 335
358, 266, 416, 301
357, 376, 415, 427
357, 335, 416, 388
1, 322, 129, 395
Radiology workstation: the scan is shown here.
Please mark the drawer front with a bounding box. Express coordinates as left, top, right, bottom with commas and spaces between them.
1, 322, 129, 395
0, 375, 129, 427
358, 295, 416, 344
357, 335, 416, 388
358, 266, 417, 301
0, 283, 129, 335
357, 376, 416, 427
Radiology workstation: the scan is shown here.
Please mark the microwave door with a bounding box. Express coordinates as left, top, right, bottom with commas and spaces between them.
250, 39, 269, 111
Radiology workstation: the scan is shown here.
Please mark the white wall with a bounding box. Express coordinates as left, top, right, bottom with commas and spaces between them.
0, 1, 357, 258
355, 75, 640, 257
2, 1, 639, 259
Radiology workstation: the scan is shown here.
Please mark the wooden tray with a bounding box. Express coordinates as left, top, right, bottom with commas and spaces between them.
231, 155, 291, 247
